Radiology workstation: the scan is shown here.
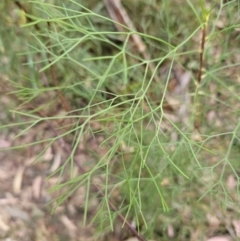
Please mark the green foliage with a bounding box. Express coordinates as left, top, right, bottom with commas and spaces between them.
1, 0, 240, 240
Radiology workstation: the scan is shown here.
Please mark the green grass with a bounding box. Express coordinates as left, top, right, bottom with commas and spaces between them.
1, 0, 240, 240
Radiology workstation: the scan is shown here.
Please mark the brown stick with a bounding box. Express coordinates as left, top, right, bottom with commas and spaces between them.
194, 22, 207, 131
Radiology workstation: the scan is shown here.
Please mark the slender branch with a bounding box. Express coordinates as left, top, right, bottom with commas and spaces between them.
194, 21, 207, 131
197, 23, 206, 84
32, 104, 147, 241
75, 159, 147, 241
52, 121, 147, 241
27, 104, 147, 240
